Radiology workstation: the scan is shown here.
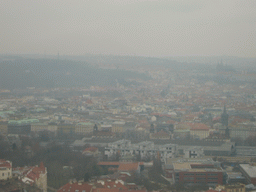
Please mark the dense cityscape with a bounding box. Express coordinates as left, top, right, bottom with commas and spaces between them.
1, 55, 256, 192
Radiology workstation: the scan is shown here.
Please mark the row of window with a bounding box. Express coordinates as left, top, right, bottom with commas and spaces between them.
184, 173, 218, 176
1, 172, 10, 176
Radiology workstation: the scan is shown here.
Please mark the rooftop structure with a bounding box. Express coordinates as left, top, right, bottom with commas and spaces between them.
164, 158, 224, 186
240, 164, 256, 184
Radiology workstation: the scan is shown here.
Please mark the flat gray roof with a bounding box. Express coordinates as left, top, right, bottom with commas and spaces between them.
240, 164, 256, 178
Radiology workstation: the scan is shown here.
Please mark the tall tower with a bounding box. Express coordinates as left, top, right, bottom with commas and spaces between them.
150, 123, 155, 133
93, 124, 98, 134
221, 105, 229, 127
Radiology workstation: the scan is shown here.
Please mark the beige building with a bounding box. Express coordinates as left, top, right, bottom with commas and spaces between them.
57, 124, 75, 135
17, 162, 47, 192
31, 123, 48, 132
216, 184, 245, 192
34, 163, 47, 192
0, 159, 12, 180
190, 127, 210, 140
112, 121, 125, 133
75, 122, 94, 135
47, 123, 58, 135
0, 121, 8, 135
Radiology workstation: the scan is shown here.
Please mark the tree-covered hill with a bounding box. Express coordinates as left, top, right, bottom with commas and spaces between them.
0, 58, 150, 89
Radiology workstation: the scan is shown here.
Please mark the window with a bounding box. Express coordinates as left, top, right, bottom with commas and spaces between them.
184, 173, 194, 176
197, 178, 206, 180
208, 178, 218, 180
196, 173, 206, 176
208, 173, 218, 176
184, 177, 194, 181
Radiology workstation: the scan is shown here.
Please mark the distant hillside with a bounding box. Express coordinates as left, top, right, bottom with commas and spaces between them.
63, 54, 180, 67
170, 56, 256, 67
0, 58, 150, 89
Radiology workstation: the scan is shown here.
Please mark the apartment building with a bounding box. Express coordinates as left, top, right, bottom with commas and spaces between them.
0, 159, 12, 180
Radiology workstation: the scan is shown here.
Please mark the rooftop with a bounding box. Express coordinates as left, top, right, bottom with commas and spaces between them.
240, 164, 256, 178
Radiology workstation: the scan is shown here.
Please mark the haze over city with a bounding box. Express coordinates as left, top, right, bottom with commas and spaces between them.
1, 0, 256, 57
1, 1, 256, 192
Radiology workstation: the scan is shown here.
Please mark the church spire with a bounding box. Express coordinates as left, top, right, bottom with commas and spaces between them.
221, 104, 229, 127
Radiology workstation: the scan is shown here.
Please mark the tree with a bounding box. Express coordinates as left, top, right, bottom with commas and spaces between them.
12, 143, 17, 151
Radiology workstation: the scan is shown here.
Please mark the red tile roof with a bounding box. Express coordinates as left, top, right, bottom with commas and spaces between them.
58, 182, 93, 192
118, 163, 139, 172
190, 123, 210, 131
151, 130, 169, 137
26, 163, 46, 182
83, 147, 98, 153
92, 188, 120, 192
96, 179, 128, 190
0, 159, 12, 168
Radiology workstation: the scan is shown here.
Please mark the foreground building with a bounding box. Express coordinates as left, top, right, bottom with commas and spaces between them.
58, 179, 147, 192
0, 159, 12, 180
239, 164, 256, 185
164, 158, 225, 186
13, 162, 47, 192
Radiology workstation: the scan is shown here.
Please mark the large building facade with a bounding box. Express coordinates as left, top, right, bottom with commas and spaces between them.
75, 122, 94, 135
105, 139, 177, 161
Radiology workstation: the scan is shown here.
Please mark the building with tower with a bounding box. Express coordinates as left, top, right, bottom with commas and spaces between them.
150, 123, 155, 133
221, 105, 230, 138
221, 105, 229, 127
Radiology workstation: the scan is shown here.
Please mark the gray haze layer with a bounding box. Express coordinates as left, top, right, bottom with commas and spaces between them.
1, 0, 256, 58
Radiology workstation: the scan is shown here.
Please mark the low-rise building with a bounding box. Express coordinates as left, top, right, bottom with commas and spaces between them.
57, 123, 75, 135
184, 146, 204, 158
75, 122, 94, 135
172, 161, 224, 186
31, 123, 48, 132
0, 121, 8, 135
112, 121, 125, 133
215, 183, 245, 192
239, 164, 256, 185
8, 120, 32, 135
13, 162, 47, 192
47, 122, 58, 135
164, 158, 224, 186
150, 130, 170, 140
0, 159, 12, 180
190, 125, 210, 140
105, 140, 177, 161
82, 147, 100, 157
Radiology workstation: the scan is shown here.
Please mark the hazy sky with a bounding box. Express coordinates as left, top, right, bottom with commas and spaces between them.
1, 0, 255, 57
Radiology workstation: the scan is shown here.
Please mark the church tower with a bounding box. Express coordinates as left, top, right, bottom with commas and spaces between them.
221, 105, 229, 127
93, 124, 98, 134
150, 123, 155, 133
225, 126, 230, 138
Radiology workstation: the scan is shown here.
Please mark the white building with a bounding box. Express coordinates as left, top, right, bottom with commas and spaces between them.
105, 140, 177, 161
184, 146, 204, 158
0, 159, 12, 180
